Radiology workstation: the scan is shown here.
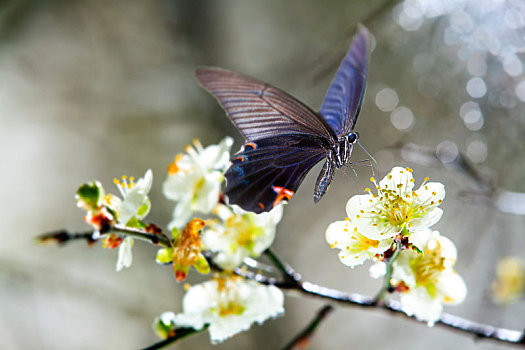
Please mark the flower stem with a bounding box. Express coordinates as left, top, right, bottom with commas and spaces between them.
374, 240, 402, 304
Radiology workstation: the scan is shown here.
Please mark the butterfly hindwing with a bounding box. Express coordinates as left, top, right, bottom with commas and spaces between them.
196, 68, 336, 142
225, 134, 327, 213
319, 25, 370, 136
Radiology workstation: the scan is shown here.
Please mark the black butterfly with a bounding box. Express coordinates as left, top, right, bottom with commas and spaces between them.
196, 25, 371, 213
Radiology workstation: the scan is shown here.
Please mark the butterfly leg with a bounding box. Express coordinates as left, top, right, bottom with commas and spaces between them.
313, 151, 335, 203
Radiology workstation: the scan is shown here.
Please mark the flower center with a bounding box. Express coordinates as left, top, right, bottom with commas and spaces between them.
352, 232, 380, 250
225, 215, 262, 251
410, 239, 446, 289
218, 301, 245, 316
113, 175, 136, 198
173, 218, 206, 267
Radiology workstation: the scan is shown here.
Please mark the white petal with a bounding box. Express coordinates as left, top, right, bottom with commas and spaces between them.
379, 167, 415, 195
434, 235, 458, 265
345, 194, 375, 218
410, 207, 443, 232
339, 250, 369, 267
415, 182, 445, 207
119, 190, 149, 224
192, 173, 222, 213
369, 238, 392, 254
136, 169, 153, 195
401, 287, 443, 323
214, 249, 248, 270
325, 221, 351, 247
392, 250, 418, 287
202, 226, 230, 252
437, 271, 467, 305
199, 137, 233, 172
369, 262, 387, 279
116, 237, 134, 271
243, 281, 284, 324
167, 195, 193, 230
163, 172, 198, 201
408, 228, 435, 251
358, 220, 399, 240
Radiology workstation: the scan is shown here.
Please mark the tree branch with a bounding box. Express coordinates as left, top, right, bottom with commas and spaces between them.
141, 326, 207, 350
39, 225, 525, 347
281, 304, 334, 350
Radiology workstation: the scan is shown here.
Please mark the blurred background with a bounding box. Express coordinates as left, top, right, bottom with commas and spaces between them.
1, 0, 525, 349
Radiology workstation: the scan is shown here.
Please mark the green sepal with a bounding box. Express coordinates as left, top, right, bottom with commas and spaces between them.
137, 198, 151, 218
194, 255, 210, 275
152, 312, 176, 340
76, 181, 104, 211
171, 227, 180, 241
125, 216, 146, 229
156, 248, 173, 265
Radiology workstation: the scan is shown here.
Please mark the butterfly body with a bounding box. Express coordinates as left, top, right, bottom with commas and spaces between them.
196, 26, 371, 213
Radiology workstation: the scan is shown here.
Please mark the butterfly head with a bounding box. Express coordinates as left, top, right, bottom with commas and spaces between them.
347, 131, 359, 144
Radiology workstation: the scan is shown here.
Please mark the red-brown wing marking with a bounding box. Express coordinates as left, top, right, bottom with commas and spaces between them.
271, 186, 295, 207
225, 134, 327, 213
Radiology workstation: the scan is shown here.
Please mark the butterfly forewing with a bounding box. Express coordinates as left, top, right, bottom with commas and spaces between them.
196, 26, 371, 212
196, 68, 336, 142
225, 135, 327, 213
319, 25, 370, 136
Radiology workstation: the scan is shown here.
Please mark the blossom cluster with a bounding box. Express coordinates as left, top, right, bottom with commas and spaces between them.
74, 137, 286, 343
74, 137, 469, 342
76, 169, 153, 271
326, 167, 466, 323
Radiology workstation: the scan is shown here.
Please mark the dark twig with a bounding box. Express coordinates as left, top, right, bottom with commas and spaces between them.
141, 326, 207, 350
265, 248, 302, 283
36, 224, 171, 248
281, 304, 334, 350
40, 225, 525, 347
36, 229, 97, 246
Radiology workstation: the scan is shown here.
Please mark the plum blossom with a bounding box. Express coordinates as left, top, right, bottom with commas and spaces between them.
163, 137, 233, 230
203, 204, 283, 270
391, 229, 467, 324
105, 170, 153, 226
76, 170, 153, 271
491, 257, 525, 304
346, 167, 445, 240
326, 218, 391, 268
173, 274, 284, 343
156, 218, 210, 282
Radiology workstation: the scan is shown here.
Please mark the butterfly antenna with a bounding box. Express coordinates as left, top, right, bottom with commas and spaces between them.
357, 141, 377, 164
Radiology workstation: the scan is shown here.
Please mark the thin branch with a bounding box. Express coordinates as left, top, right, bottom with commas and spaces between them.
374, 240, 401, 304
40, 225, 525, 347
141, 326, 207, 350
36, 229, 97, 245
260, 272, 525, 347
281, 304, 334, 350
36, 224, 171, 247
265, 248, 302, 283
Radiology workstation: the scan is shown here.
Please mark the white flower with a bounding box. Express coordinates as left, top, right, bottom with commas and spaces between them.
392, 229, 467, 324
326, 219, 390, 268
491, 257, 525, 304
104, 169, 152, 271
346, 167, 445, 240
116, 237, 134, 272
173, 275, 284, 343
203, 204, 283, 270
106, 169, 153, 226
163, 137, 233, 230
